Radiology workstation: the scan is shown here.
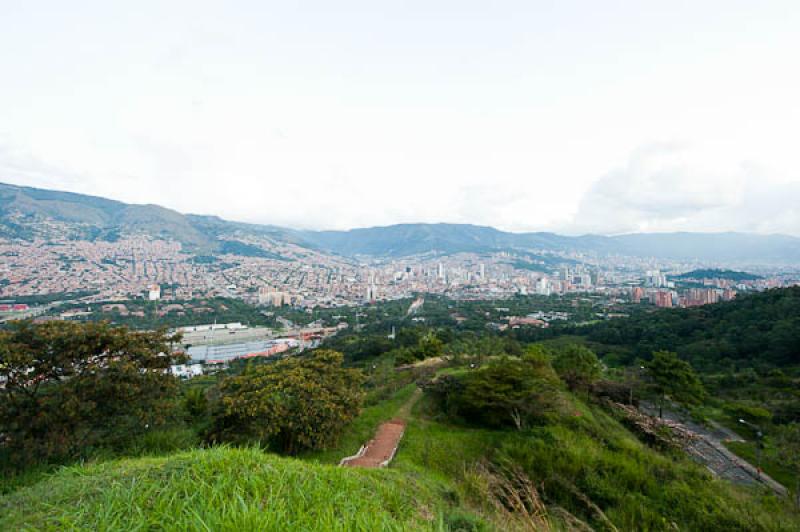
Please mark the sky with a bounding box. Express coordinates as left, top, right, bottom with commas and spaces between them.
1, 1, 799, 235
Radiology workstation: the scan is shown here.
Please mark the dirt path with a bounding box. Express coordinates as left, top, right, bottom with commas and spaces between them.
340, 388, 421, 468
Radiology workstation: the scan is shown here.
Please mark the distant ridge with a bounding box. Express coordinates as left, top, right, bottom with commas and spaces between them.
300, 224, 800, 264
2, 182, 800, 264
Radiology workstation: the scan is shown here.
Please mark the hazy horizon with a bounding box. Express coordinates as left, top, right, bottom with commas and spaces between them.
2, 2, 799, 235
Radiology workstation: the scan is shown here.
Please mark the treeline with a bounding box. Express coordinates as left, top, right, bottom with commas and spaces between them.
583, 287, 800, 371
0, 321, 365, 473
57, 297, 274, 330
324, 324, 525, 366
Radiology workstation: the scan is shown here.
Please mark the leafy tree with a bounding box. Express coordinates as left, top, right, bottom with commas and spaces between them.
184, 387, 209, 420
435, 354, 563, 430
645, 350, 705, 417
551, 344, 603, 393
392, 346, 418, 366
417, 331, 444, 359
209, 350, 363, 454
0, 321, 183, 467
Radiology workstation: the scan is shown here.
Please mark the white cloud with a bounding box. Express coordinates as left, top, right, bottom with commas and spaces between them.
1, 3, 800, 235
564, 144, 800, 236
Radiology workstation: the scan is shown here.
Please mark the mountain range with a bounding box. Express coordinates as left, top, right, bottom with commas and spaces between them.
2, 181, 800, 265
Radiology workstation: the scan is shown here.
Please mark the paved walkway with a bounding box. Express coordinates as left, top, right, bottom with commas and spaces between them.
340, 388, 421, 469
340, 419, 407, 468
640, 403, 787, 496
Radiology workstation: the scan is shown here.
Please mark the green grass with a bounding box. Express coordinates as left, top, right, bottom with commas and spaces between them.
725, 441, 798, 490
0, 463, 54, 496
493, 403, 800, 531
5, 364, 798, 531
0, 446, 452, 531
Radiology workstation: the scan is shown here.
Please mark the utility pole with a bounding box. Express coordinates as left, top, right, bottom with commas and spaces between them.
739, 419, 764, 477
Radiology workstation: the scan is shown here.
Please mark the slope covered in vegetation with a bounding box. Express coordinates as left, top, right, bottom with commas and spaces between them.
0, 447, 449, 530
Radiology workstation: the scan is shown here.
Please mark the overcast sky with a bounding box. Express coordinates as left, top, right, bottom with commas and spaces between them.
1, 1, 799, 234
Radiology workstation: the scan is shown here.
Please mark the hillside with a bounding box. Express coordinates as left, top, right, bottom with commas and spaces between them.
4, 182, 800, 263
673, 268, 762, 281
0, 182, 216, 249
585, 286, 800, 371
2, 318, 799, 530
0, 447, 447, 530
3, 375, 797, 531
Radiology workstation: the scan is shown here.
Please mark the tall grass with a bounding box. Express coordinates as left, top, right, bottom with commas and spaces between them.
0, 446, 449, 531
495, 405, 799, 531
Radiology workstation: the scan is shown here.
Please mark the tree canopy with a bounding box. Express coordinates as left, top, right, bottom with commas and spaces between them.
0, 321, 183, 467
208, 350, 363, 454
585, 287, 800, 370
645, 350, 705, 417
428, 349, 564, 430
551, 344, 603, 392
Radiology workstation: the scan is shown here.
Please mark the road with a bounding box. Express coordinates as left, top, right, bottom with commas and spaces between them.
641, 404, 787, 496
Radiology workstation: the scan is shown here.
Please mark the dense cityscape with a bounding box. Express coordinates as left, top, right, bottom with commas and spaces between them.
2, 230, 798, 323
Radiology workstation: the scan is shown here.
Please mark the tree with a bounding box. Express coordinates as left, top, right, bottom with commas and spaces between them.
417, 331, 444, 359
209, 350, 363, 454
645, 350, 705, 418
551, 344, 603, 393
184, 387, 209, 420
0, 321, 183, 467
440, 354, 563, 430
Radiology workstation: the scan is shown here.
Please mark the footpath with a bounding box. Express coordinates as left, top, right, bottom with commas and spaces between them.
641, 403, 787, 496
340, 388, 421, 468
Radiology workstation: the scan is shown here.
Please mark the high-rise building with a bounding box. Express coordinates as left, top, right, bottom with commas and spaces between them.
646, 270, 667, 288
148, 284, 161, 301
536, 277, 550, 296
365, 284, 378, 301
652, 290, 673, 308
631, 286, 645, 303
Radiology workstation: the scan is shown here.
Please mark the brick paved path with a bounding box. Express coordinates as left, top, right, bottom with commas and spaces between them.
340, 388, 421, 468
340, 419, 406, 468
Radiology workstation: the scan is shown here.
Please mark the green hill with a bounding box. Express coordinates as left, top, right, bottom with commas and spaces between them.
0, 447, 447, 530
673, 268, 762, 281
2, 367, 798, 530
